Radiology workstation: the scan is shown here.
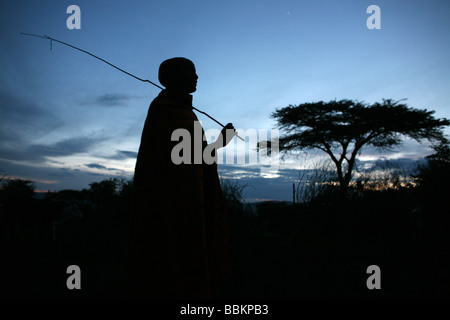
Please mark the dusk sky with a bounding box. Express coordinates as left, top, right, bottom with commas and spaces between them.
1, 0, 449, 201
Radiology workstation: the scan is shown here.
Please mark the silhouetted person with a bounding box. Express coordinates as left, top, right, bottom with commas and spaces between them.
123, 57, 234, 299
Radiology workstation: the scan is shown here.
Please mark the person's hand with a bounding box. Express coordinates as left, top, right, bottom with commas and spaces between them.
219, 123, 236, 147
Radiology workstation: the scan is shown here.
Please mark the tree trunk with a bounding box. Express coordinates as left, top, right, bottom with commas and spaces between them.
340, 151, 358, 195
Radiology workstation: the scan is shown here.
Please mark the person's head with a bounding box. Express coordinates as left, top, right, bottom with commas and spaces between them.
158, 57, 198, 93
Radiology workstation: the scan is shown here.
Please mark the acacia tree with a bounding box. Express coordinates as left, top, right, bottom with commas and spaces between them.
260, 99, 450, 194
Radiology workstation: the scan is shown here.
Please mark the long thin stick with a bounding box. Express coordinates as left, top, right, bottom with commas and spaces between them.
21, 32, 164, 89
20, 32, 244, 141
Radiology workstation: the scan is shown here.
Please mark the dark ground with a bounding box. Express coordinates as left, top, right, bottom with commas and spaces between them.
1, 190, 449, 300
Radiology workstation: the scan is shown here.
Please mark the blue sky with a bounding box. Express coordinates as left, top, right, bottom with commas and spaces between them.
1, 0, 449, 201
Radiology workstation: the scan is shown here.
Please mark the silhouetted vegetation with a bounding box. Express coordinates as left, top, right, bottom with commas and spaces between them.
221, 153, 450, 299
412, 143, 450, 256
259, 99, 450, 194
0, 177, 35, 203
1, 140, 450, 299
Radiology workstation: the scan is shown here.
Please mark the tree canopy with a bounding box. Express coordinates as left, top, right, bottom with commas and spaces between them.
261, 99, 450, 193
0, 177, 36, 203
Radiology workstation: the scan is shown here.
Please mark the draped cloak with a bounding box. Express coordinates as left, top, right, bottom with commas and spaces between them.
123, 90, 230, 299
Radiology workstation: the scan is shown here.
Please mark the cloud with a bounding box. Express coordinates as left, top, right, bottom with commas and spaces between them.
85, 163, 108, 170
36, 135, 106, 159
117, 150, 138, 159
0, 91, 62, 144
85, 163, 117, 171
47, 168, 77, 178
103, 150, 138, 160
0, 134, 108, 164
217, 157, 426, 202
218, 165, 302, 201
0, 158, 133, 192
51, 136, 104, 154
80, 93, 137, 107
0, 91, 72, 164
362, 157, 425, 173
